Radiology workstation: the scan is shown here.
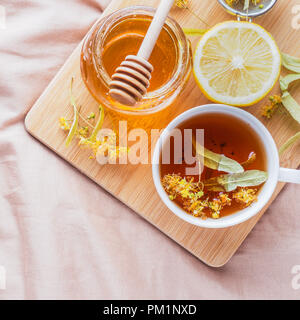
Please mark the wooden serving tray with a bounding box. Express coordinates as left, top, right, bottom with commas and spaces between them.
25, 0, 300, 267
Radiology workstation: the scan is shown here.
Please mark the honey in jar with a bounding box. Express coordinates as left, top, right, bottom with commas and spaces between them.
81, 7, 192, 131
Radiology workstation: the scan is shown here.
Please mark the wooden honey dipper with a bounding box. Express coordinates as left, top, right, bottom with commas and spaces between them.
109, 0, 175, 106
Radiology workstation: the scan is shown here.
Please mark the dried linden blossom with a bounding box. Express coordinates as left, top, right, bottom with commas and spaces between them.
94, 133, 129, 162
60, 117, 93, 143
233, 187, 258, 207
175, 0, 188, 8
77, 127, 128, 161
162, 174, 203, 201
60, 120, 128, 161
162, 173, 258, 219
262, 53, 300, 123
59, 117, 70, 131
59, 103, 128, 161
78, 126, 89, 137
87, 112, 95, 120
261, 95, 282, 119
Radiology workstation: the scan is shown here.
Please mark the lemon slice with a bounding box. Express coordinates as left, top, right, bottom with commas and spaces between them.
193, 21, 281, 106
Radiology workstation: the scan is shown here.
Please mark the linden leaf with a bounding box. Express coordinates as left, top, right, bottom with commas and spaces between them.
279, 132, 300, 156
279, 74, 300, 92
281, 91, 300, 124
193, 138, 244, 173
281, 53, 300, 73
204, 170, 268, 192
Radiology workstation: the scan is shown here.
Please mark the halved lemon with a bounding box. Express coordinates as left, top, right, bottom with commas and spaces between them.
193, 21, 281, 106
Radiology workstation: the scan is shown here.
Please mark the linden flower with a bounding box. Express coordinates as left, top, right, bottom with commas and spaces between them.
97, 144, 128, 163
87, 112, 95, 119
233, 187, 257, 207
162, 173, 237, 219
59, 79, 129, 163
185, 198, 208, 218
181, 188, 192, 199
59, 117, 70, 131
208, 199, 222, 219
262, 95, 282, 119
78, 126, 89, 137
96, 132, 129, 163
219, 193, 232, 206
269, 95, 282, 105
78, 136, 101, 155
175, 0, 188, 8
225, 0, 238, 6
162, 174, 201, 200
262, 104, 276, 119
162, 174, 260, 220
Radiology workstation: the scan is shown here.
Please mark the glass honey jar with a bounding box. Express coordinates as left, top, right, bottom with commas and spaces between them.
80, 6, 192, 131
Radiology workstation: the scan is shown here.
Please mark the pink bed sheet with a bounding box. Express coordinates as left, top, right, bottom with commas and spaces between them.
0, 0, 299, 300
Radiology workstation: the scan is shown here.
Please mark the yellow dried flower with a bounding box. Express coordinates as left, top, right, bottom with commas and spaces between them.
175, 0, 188, 8
59, 117, 70, 131
208, 199, 222, 218
162, 174, 209, 218
78, 126, 89, 137
59, 79, 128, 162
163, 174, 259, 219
78, 136, 101, 155
162, 173, 242, 219
209, 194, 232, 219
208, 194, 233, 219
162, 174, 202, 200
233, 187, 257, 207
184, 197, 208, 218
219, 193, 232, 206
261, 104, 277, 119
269, 95, 282, 105
87, 112, 95, 119
262, 95, 282, 119
95, 132, 129, 162
212, 212, 220, 219
225, 0, 238, 6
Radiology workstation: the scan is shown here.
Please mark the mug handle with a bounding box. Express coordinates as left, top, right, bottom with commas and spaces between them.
278, 168, 300, 184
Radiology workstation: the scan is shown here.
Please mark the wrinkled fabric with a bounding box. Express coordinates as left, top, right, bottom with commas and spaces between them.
0, 0, 299, 300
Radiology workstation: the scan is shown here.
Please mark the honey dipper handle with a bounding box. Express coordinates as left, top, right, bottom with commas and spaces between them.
137, 0, 174, 61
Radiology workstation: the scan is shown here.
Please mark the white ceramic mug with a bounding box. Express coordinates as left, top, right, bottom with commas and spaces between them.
152, 104, 300, 228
